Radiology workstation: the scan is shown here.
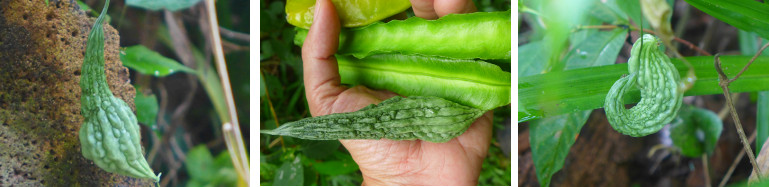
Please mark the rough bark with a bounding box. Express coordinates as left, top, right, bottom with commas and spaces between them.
0, 0, 153, 186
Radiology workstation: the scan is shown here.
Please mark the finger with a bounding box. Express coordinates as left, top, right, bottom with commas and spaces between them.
409, 0, 439, 19
302, 0, 345, 116
352, 85, 400, 101
434, 0, 477, 17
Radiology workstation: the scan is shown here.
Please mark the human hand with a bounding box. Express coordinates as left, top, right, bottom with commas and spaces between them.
301, 0, 490, 185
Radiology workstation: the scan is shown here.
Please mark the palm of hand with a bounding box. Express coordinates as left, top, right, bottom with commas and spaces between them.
311, 86, 492, 186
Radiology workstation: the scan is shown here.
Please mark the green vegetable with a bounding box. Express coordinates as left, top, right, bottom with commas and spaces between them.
261, 96, 484, 143
604, 34, 683, 137
337, 54, 511, 111
294, 11, 512, 60
286, 0, 412, 29
78, 0, 159, 181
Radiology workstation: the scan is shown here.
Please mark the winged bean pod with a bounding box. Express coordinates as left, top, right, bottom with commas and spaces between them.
294, 11, 511, 60
337, 54, 511, 111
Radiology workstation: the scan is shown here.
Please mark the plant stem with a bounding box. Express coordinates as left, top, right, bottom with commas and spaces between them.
719, 131, 757, 187
577, 24, 711, 56
714, 51, 767, 178
204, 0, 249, 184
703, 153, 711, 187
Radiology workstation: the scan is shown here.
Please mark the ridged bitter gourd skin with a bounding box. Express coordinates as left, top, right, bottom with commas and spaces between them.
260, 96, 484, 143
79, 0, 158, 181
604, 34, 683, 137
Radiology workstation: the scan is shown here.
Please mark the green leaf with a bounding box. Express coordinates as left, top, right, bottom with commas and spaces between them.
519, 56, 769, 122
313, 160, 360, 175
518, 41, 546, 77
540, 0, 594, 72
185, 145, 216, 182
134, 92, 158, 128
616, 0, 649, 29
563, 28, 627, 69
120, 45, 195, 77
759, 91, 769, 155
670, 105, 723, 157
260, 153, 278, 182
684, 0, 769, 40
300, 140, 340, 160
530, 112, 591, 187
274, 157, 304, 186
126, 0, 203, 11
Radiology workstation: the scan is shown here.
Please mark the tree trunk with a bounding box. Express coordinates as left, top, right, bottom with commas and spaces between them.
0, 0, 153, 185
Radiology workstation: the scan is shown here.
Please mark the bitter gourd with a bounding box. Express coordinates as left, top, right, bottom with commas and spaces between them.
337, 54, 511, 111
294, 11, 512, 60
78, 0, 159, 181
604, 34, 683, 137
260, 96, 484, 143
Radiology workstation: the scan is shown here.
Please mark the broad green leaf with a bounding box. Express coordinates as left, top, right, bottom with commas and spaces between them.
564, 29, 627, 69
570, 0, 626, 45
540, 0, 594, 72
185, 145, 217, 182
126, 0, 203, 11
518, 41, 546, 77
519, 56, 769, 122
616, 0, 650, 29
134, 92, 159, 132
685, 0, 769, 40
670, 105, 723, 157
528, 28, 620, 187
120, 45, 195, 77
530, 112, 590, 187
274, 157, 304, 186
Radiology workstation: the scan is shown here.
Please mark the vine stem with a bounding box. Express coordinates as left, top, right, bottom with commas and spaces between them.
703, 153, 711, 187
205, 0, 249, 184
713, 43, 769, 179
719, 131, 757, 187
577, 25, 712, 56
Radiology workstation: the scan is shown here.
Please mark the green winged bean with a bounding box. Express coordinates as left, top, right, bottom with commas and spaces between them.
79, 0, 159, 181
337, 54, 511, 111
604, 34, 683, 137
261, 96, 484, 143
294, 11, 511, 60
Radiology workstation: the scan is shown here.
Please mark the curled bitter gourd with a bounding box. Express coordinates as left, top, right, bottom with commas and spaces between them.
604, 34, 683, 137
337, 54, 511, 111
79, 0, 159, 181
261, 96, 484, 143
294, 11, 511, 60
